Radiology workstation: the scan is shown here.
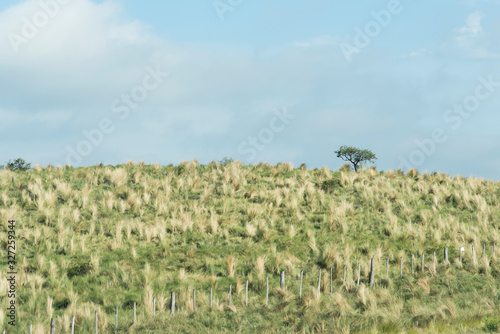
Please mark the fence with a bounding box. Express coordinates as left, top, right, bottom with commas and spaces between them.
9, 242, 499, 333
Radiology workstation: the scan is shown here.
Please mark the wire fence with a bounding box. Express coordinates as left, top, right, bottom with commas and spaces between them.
9, 242, 499, 334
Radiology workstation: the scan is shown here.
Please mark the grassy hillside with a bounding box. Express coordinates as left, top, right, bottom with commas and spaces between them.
0, 161, 499, 333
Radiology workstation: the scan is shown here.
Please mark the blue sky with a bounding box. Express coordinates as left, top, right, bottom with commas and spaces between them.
1, 0, 499, 179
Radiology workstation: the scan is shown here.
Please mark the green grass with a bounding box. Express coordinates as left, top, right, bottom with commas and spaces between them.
0, 161, 499, 333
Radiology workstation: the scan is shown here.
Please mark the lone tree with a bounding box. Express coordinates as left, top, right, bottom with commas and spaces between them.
1, 158, 32, 171
335, 146, 376, 172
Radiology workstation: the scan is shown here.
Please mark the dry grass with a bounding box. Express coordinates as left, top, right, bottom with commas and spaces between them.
1, 162, 499, 333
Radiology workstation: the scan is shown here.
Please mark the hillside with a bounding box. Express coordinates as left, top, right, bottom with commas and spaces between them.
0, 161, 499, 333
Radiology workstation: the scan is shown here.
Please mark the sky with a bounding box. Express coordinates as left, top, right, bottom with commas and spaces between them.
0, 0, 499, 179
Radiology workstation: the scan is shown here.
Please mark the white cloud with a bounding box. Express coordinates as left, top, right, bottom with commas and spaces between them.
459, 11, 483, 36
293, 35, 341, 48
405, 49, 432, 59
452, 11, 497, 58
0, 0, 162, 60
0, 108, 71, 129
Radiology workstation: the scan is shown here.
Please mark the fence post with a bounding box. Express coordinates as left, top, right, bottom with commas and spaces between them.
386, 259, 389, 278
444, 248, 448, 264
210, 287, 213, 308
472, 245, 476, 265
171, 292, 175, 315
318, 268, 322, 297
400, 257, 403, 278
115, 306, 118, 329
369, 258, 374, 287
483, 243, 486, 261
411, 255, 414, 275
356, 263, 360, 288
299, 271, 303, 300
133, 302, 136, 324
193, 289, 196, 312
245, 280, 248, 307
51, 318, 55, 334
280, 271, 285, 290
421, 253, 424, 272
330, 267, 333, 293
95, 311, 98, 334
229, 284, 232, 305
493, 243, 496, 257
343, 265, 346, 282
153, 297, 156, 316
460, 247, 463, 265
265, 276, 269, 307
433, 251, 436, 272
30, 324, 33, 334
71, 315, 75, 334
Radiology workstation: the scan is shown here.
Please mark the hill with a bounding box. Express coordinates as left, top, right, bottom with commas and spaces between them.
0, 161, 499, 333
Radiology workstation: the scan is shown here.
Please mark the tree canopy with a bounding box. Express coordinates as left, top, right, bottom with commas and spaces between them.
1, 158, 32, 171
335, 146, 376, 172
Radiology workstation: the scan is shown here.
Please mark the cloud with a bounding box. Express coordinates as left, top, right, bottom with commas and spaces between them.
0, 0, 162, 60
0, 1, 499, 180
0, 108, 71, 129
459, 11, 483, 36
452, 11, 497, 58
404, 49, 432, 59
293, 35, 341, 48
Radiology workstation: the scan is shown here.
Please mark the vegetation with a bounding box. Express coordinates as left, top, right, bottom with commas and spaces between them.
0, 158, 32, 172
0, 161, 499, 333
335, 146, 377, 172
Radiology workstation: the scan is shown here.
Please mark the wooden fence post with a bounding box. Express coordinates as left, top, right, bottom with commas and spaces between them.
153, 297, 156, 316
411, 255, 414, 275
460, 247, 463, 265
30, 324, 33, 334
51, 318, 55, 334
210, 287, 213, 308
265, 276, 269, 307
95, 311, 98, 334
229, 284, 232, 305
318, 269, 322, 297
386, 259, 389, 278
472, 245, 476, 265
433, 251, 436, 272
193, 289, 196, 312
245, 280, 249, 307
369, 258, 374, 287
280, 271, 285, 290
343, 265, 346, 282
171, 292, 175, 315
444, 248, 448, 264
299, 271, 303, 300
115, 306, 118, 329
400, 257, 403, 278
421, 253, 424, 272
483, 243, 486, 261
330, 267, 333, 294
356, 263, 360, 288
71, 315, 75, 334
133, 302, 136, 324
